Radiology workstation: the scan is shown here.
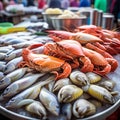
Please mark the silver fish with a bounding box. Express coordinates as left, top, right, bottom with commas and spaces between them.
0, 36, 18, 44
0, 61, 6, 71
0, 61, 6, 65
5, 49, 23, 61
3, 38, 26, 45
4, 57, 23, 74
39, 87, 60, 116
5, 75, 55, 108
0, 68, 28, 90
0, 64, 6, 72
0, 53, 6, 60
0, 47, 14, 53
2, 73, 45, 98
0, 72, 4, 80
12, 41, 39, 49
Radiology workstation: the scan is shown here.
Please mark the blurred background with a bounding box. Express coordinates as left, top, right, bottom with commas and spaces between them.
0, 0, 120, 30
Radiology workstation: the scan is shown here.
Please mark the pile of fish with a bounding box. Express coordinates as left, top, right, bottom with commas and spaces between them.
0, 32, 119, 120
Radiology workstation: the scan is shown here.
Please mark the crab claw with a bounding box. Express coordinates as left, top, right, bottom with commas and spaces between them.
79, 56, 94, 73
106, 58, 118, 72
94, 64, 111, 76
52, 62, 71, 80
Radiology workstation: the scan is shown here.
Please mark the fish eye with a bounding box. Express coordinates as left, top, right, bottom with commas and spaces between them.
5, 87, 9, 92
11, 98, 15, 102
0, 80, 4, 84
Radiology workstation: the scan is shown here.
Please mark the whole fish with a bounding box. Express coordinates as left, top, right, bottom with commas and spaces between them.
0, 68, 28, 90
1, 73, 45, 98
39, 87, 60, 116
0, 46, 14, 53
5, 49, 23, 61
0, 36, 17, 44
3, 38, 26, 46
12, 41, 39, 49
5, 75, 55, 108
4, 57, 23, 74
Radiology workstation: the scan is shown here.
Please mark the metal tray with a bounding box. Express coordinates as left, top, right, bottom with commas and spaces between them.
0, 54, 120, 120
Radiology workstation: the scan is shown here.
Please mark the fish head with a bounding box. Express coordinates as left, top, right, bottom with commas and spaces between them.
0, 77, 11, 90
4, 63, 16, 74
2, 84, 19, 98
5, 96, 23, 108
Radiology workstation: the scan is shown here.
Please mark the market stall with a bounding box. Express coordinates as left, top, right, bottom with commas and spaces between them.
0, 8, 120, 120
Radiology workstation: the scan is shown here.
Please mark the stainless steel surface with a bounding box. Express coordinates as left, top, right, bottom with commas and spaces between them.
102, 13, 114, 30
51, 16, 87, 31
42, 13, 61, 29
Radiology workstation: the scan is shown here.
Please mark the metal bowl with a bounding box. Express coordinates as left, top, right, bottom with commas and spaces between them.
51, 16, 87, 31
42, 13, 61, 29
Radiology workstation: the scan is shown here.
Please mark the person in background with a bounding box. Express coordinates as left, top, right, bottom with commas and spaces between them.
38, 0, 46, 9
106, 0, 112, 12
79, 0, 91, 7
94, 0, 107, 12
27, 0, 35, 6
111, 0, 120, 29
70, 0, 79, 7
0, 0, 3, 10
48, 0, 61, 8
9, 0, 16, 5
61, 0, 70, 9
91, 0, 94, 7
16, 0, 28, 6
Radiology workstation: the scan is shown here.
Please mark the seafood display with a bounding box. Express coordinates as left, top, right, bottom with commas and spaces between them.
0, 25, 120, 120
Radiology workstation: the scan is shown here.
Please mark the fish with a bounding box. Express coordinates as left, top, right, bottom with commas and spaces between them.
0, 68, 28, 90
1, 73, 45, 98
3, 38, 26, 46
4, 57, 23, 74
5, 49, 23, 61
39, 87, 60, 116
0, 61, 6, 72
0, 64, 6, 72
0, 46, 14, 53
5, 75, 55, 108
0, 53, 6, 60
12, 41, 39, 49
0, 72, 4, 80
